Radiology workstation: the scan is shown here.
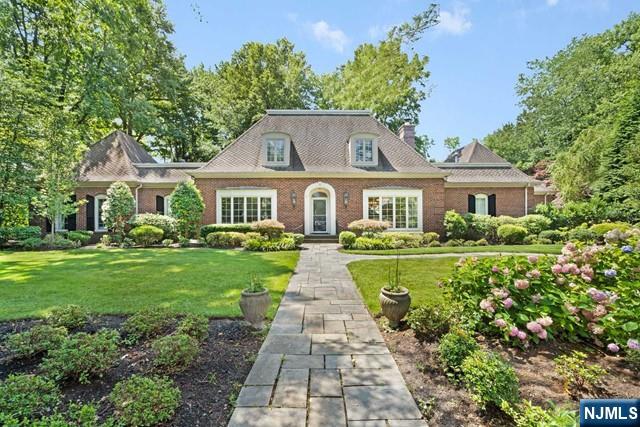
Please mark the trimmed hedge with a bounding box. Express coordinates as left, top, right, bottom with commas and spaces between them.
129, 225, 164, 247
200, 223, 252, 238
0, 226, 41, 243
129, 214, 178, 239
497, 224, 528, 244
206, 231, 247, 248
347, 219, 390, 235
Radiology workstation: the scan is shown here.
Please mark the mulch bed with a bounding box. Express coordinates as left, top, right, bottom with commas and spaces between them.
381, 320, 640, 427
0, 316, 263, 426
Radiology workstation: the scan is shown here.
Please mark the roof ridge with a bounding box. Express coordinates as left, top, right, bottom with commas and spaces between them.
266, 109, 371, 116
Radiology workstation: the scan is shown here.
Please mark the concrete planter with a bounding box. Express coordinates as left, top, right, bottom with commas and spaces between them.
239, 289, 271, 329
379, 287, 411, 329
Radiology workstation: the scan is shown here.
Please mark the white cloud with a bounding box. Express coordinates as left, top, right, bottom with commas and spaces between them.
310, 20, 349, 53
546, 0, 559, 6
437, 4, 472, 35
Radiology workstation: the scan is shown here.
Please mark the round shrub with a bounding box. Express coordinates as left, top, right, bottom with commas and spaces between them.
109, 375, 181, 427
464, 240, 478, 247
251, 219, 285, 239
407, 305, 454, 341
589, 222, 631, 237
19, 237, 44, 250
422, 232, 440, 245
437, 329, 479, 378
129, 213, 178, 240
43, 235, 79, 249
339, 231, 357, 248
443, 239, 463, 247
427, 241, 441, 247
517, 214, 552, 235
522, 235, 538, 245
497, 224, 528, 244
41, 329, 120, 384
567, 227, 597, 242
538, 229, 565, 243
464, 214, 502, 242
129, 225, 164, 247
284, 233, 304, 246
537, 237, 553, 245
6, 325, 68, 358
461, 350, 520, 409
387, 232, 422, 248
0, 374, 60, 420
47, 305, 90, 330
162, 238, 173, 247
66, 231, 93, 246
476, 238, 489, 246
152, 334, 200, 373
347, 219, 390, 235
206, 231, 247, 248
444, 210, 467, 240
176, 314, 209, 342
123, 307, 175, 343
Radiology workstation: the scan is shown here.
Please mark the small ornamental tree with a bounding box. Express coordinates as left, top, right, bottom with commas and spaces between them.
170, 181, 205, 239
102, 182, 135, 239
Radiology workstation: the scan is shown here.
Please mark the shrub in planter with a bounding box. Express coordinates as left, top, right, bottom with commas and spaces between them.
497, 224, 528, 244
18, 237, 43, 250
200, 223, 252, 238
152, 334, 200, 373
41, 329, 120, 383
407, 305, 455, 341
251, 219, 285, 239
422, 232, 440, 245
109, 375, 181, 427
0, 225, 41, 243
589, 222, 631, 237
6, 325, 68, 358
66, 231, 92, 246
539, 229, 565, 243
122, 307, 175, 343
461, 350, 520, 409
176, 314, 209, 342
129, 214, 178, 240
347, 219, 390, 235
517, 214, 552, 235
206, 231, 247, 248
129, 225, 164, 247
444, 210, 467, 240
567, 226, 597, 243
339, 231, 357, 248
437, 329, 479, 378
0, 374, 60, 420
47, 305, 90, 330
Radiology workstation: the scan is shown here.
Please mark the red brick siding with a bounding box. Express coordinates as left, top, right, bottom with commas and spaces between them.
194, 178, 446, 234
444, 186, 537, 217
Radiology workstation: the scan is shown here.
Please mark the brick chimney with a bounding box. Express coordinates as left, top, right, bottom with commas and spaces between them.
398, 122, 415, 150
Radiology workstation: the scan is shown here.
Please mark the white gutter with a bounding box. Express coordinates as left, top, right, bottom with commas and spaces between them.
524, 184, 529, 216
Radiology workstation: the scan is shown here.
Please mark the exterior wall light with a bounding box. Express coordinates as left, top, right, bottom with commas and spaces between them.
343, 191, 349, 207
291, 191, 297, 208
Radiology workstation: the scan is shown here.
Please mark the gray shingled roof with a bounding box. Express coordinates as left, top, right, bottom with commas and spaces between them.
77, 131, 201, 184
444, 140, 508, 164
193, 110, 445, 175
436, 165, 536, 184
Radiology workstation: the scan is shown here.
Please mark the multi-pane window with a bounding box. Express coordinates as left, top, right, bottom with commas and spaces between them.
96, 196, 107, 231
475, 194, 488, 215
266, 139, 285, 163
366, 194, 420, 230
355, 139, 374, 163
220, 196, 274, 224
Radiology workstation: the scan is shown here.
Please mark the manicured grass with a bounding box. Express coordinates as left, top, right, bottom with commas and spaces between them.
348, 257, 458, 314
342, 244, 562, 256
0, 248, 299, 320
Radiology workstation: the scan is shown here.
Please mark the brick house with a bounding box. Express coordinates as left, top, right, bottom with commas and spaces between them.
71, 110, 553, 236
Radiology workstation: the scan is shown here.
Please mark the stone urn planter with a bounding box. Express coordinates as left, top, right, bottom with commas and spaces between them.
239, 289, 271, 329
379, 287, 411, 329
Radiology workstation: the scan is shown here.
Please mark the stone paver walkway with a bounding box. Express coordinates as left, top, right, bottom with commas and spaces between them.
228, 244, 427, 427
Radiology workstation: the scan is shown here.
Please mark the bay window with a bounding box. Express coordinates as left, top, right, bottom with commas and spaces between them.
216, 189, 277, 224
363, 189, 422, 231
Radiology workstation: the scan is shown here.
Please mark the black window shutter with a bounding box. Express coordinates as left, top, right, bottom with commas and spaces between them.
488, 194, 497, 216
65, 195, 77, 231
156, 196, 165, 215
45, 218, 52, 232
467, 194, 476, 214
86, 195, 95, 231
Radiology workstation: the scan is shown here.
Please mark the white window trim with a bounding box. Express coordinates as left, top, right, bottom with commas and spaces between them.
475, 193, 489, 216
216, 189, 278, 224
349, 133, 379, 167
304, 182, 337, 235
164, 195, 172, 217
362, 189, 423, 231
95, 194, 107, 232
262, 132, 291, 167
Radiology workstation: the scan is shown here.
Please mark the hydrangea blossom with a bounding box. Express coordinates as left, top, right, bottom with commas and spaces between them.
607, 343, 620, 353
517, 330, 527, 341
621, 245, 633, 253
537, 329, 548, 340
503, 298, 514, 309
494, 319, 507, 328
515, 279, 530, 290
537, 316, 553, 327
587, 288, 608, 303
491, 288, 509, 299
551, 264, 563, 275
531, 293, 542, 304
526, 321, 543, 333
604, 269, 617, 278
509, 327, 520, 337
593, 305, 607, 318
479, 298, 495, 313
528, 255, 538, 264
628, 339, 640, 350
527, 269, 541, 279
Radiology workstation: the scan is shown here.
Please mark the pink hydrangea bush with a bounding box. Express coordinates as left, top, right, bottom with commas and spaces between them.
445, 236, 640, 349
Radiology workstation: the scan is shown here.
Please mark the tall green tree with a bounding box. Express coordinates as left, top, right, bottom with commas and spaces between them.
444, 136, 461, 152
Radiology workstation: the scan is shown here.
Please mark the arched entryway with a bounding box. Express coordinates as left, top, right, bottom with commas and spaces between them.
304, 182, 337, 235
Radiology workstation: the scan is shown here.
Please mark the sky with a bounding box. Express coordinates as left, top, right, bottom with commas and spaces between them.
164, 0, 638, 160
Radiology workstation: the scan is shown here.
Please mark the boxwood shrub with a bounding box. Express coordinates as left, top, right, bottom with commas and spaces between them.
589, 222, 631, 237
129, 225, 164, 247
66, 231, 93, 245
461, 350, 520, 409
206, 231, 247, 248
339, 231, 357, 249
437, 329, 479, 378
129, 214, 178, 240
497, 224, 528, 244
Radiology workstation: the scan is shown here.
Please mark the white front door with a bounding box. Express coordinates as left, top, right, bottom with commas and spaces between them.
312, 197, 328, 233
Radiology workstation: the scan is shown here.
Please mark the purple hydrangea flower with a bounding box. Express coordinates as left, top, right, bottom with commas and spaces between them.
622, 245, 633, 253
628, 339, 640, 350
607, 343, 620, 353
604, 269, 617, 278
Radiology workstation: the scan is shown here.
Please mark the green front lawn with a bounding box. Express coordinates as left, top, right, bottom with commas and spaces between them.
348, 257, 458, 314
342, 244, 562, 256
0, 249, 299, 321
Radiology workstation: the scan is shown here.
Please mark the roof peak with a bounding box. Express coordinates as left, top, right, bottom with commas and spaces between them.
266, 109, 371, 116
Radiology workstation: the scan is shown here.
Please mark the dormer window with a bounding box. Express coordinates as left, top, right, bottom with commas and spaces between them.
350, 133, 378, 166
262, 133, 291, 166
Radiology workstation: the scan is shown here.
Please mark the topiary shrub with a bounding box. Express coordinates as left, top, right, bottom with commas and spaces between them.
66, 231, 93, 246
437, 329, 479, 379
339, 231, 357, 248
47, 305, 90, 330
41, 329, 120, 383
347, 219, 390, 235
176, 314, 209, 342
18, 237, 44, 250
538, 229, 565, 243
517, 214, 552, 235
589, 222, 631, 237
102, 181, 136, 239
5, 325, 68, 358
0, 374, 60, 420
444, 210, 467, 240
152, 334, 200, 373
206, 231, 247, 248
422, 232, 440, 245
461, 350, 520, 409
122, 307, 175, 344
497, 224, 528, 244
407, 305, 454, 341
129, 225, 164, 247
251, 219, 285, 239
200, 223, 252, 238
170, 181, 205, 239
109, 376, 181, 426
129, 214, 178, 240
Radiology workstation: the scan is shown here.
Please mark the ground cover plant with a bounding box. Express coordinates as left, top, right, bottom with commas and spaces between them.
0, 248, 298, 320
